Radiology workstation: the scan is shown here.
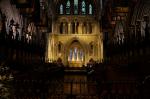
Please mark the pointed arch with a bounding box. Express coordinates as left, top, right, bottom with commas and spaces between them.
81, 0, 86, 15
67, 40, 84, 62
89, 4, 92, 15
66, 0, 71, 14
60, 4, 63, 14
74, 0, 78, 14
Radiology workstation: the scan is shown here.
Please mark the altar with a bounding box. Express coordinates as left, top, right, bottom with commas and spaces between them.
68, 61, 83, 67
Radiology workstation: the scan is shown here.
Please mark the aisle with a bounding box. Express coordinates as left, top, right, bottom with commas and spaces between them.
48, 74, 99, 99
13, 73, 99, 99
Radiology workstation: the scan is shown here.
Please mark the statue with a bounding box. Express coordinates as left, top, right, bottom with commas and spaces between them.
8, 19, 14, 39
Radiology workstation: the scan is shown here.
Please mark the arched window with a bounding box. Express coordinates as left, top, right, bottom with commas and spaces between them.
60, 4, 63, 14
79, 50, 84, 61
74, 47, 77, 60
68, 49, 72, 61
74, 0, 78, 14
66, 0, 70, 14
81, 0, 86, 15
89, 4, 92, 15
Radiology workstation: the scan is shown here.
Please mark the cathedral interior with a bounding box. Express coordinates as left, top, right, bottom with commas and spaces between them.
0, 0, 150, 99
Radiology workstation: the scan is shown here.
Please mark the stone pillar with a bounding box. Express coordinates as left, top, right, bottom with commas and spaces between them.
78, 22, 83, 34
76, 23, 79, 34
68, 22, 71, 34
77, 50, 79, 61
75, 22, 77, 34
91, 24, 94, 34
72, 51, 75, 61
52, 20, 55, 33
84, 23, 87, 34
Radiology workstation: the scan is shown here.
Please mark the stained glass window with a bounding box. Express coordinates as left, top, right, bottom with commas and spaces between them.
74, 47, 77, 60
66, 0, 70, 14
68, 47, 84, 61
74, 0, 78, 14
80, 50, 83, 61
81, 0, 86, 14
60, 4, 63, 14
69, 49, 72, 61
89, 4, 92, 14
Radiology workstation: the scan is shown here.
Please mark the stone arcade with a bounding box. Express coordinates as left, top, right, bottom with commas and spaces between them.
46, 15, 103, 67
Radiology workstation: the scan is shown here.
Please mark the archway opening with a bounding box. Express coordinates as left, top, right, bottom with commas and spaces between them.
67, 40, 84, 67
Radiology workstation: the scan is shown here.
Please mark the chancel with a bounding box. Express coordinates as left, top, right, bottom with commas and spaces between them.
0, 0, 150, 99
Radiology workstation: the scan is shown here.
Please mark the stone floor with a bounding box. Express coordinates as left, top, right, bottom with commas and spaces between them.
12, 73, 99, 99
9, 66, 141, 99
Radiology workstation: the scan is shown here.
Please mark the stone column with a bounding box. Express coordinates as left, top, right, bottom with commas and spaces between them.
72, 51, 75, 61
52, 20, 55, 33
76, 22, 79, 34
75, 22, 77, 34
78, 22, 83, 34
77, 50, 79, 61
91, 24, 94, 34
68, 22, 71, 34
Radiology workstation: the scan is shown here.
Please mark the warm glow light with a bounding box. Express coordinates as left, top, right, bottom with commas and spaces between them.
46, 15, 103, 66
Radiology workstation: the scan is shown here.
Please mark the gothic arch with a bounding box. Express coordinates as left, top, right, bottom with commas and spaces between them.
131, 0, 150, 25
65, 37, 87, 51
65, 38, 87, 67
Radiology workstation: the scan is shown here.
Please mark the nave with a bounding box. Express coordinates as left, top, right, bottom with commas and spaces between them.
7, 64, 142, 99
1, 0, 150, 98
12, 73, 99, 99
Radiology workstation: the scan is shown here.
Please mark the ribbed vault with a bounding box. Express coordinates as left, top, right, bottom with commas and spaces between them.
131, 0, 150, 24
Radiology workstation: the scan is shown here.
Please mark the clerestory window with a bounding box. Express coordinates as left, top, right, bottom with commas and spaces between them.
66, 0, 71, 14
